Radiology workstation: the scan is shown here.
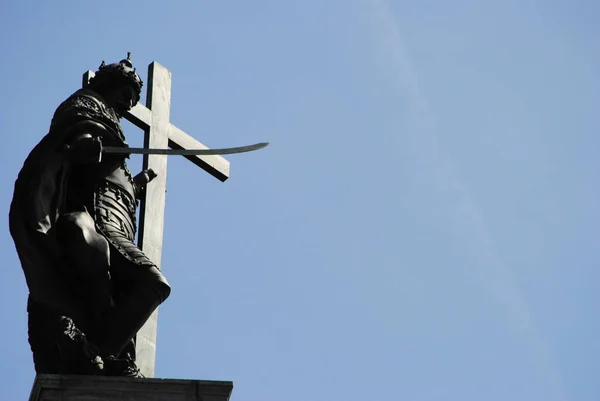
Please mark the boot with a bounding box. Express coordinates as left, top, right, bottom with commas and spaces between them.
56, 317, 104, 375
103, 355, 144, 377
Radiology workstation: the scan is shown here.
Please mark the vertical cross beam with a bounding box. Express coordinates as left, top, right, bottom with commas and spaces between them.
135, 63, 171, 378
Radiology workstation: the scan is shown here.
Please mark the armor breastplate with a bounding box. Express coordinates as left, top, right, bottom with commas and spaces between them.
94, 180, 152, 267
103, 161, 136, 202
95, 181, 137, 242
94, 178, 154, 267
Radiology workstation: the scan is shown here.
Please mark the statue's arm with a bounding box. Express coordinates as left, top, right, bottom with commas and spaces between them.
132, 169, 158, 199
63, 120, 108, 164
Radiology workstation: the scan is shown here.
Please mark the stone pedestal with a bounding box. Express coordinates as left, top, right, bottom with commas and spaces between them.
29, 374, 233, 401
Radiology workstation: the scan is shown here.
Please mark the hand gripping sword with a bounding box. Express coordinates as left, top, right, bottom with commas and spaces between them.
102, 141, 269, 156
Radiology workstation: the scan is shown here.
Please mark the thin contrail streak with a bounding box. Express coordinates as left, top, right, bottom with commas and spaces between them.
364, 0, 567, 399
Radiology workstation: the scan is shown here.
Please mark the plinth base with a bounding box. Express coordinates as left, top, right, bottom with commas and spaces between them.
29, 374, 233, 401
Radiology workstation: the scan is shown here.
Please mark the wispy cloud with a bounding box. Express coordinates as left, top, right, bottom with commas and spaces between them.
363, 0, 566, 398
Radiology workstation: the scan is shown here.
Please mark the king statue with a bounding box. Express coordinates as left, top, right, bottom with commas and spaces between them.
9, 55, 170, 377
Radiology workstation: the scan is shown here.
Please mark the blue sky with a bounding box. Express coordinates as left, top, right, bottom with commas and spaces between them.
1, 0, 598, 400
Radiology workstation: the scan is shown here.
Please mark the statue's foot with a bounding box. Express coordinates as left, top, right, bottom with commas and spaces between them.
103, 356, 144, 378
56, 317, 104, 375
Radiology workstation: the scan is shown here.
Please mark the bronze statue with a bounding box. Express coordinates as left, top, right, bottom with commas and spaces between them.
9, 55, 170, 377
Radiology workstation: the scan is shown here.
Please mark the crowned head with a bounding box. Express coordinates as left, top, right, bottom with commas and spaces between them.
88, 52, 144, 117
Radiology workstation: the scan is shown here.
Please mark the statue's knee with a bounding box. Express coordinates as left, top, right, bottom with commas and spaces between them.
145, 269, 171, 303
57, 210, 86, 232
153, 276, 171, 303
130, 273, 170, 305
56, 211, 96, 246
55, 211, 110, 276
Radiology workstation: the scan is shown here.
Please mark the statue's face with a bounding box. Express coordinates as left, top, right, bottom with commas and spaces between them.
105, 85, 139, 117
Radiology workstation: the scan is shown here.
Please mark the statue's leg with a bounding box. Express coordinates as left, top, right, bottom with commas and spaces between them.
55, 210, 113, 322
119, 338, 136, 361
91, 250, 170, 360
44, 209, 114, 375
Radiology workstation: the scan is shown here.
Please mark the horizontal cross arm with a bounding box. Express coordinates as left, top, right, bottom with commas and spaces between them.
125, 104, 152, 131
168, 124, 230, 182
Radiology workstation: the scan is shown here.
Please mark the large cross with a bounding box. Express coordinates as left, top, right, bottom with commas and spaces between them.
83, 61, 230, 378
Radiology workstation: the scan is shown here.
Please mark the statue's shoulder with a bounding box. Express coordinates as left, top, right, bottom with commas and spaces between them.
50, 89, 122, 138
52, 89, 105, 120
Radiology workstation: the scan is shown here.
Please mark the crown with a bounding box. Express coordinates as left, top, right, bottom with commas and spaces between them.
89, 52, 144, 96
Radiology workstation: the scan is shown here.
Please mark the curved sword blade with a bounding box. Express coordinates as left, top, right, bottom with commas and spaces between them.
103, 142, 269, 156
